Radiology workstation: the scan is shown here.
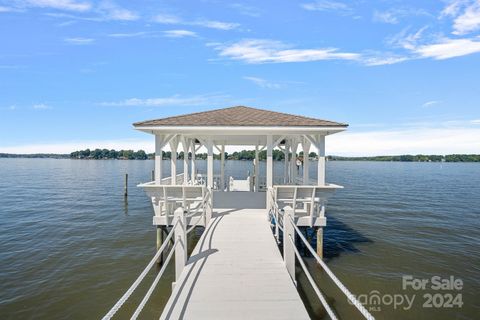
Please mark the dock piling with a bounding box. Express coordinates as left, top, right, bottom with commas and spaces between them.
316, 227, 323, 260
124, 173, 128, 197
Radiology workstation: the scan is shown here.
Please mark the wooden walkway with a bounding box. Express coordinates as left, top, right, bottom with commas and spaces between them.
160, 208, 310, 320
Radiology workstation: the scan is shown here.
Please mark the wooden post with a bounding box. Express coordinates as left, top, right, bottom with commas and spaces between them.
284, 206, 295, 283
124, 173, 128, 197
174, 207, 187, 281
156, 226, 164, 265
151, 170, 155, 182
316, 227, 323, 260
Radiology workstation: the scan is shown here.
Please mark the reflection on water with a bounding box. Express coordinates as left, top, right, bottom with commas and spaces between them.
0, 159, 479, 319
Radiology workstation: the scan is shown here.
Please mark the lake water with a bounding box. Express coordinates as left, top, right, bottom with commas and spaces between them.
0, 159, 479, 319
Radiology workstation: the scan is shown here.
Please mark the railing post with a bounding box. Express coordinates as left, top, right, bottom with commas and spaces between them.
174, 207, 186, 282
283, 206, 296, 284
205, 187, 212, 225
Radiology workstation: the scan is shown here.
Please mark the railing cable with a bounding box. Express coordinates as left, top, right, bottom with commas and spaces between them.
288, 235, 338, 320
102, 220, 179, 320
286, 215, 375, 320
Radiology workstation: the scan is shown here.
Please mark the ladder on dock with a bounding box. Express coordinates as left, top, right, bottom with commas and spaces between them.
103, 205, 374, 320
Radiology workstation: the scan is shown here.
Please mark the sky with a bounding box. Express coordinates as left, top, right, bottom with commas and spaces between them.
0, 0, 479, 156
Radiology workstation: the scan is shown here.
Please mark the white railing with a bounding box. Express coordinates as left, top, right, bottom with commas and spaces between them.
138, 183, 212, 226
270, 205, 375, 320
102, 205, 206, 320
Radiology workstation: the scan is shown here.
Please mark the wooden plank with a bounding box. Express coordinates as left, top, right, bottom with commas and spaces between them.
160, 208, 310, 320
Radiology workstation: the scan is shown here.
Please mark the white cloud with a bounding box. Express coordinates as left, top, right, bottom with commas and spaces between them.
97, 0, 138, 21
422, 100, 441, 107
99, 94, 228, 107
301, 1, 350, 12
452, 1, 480, 34
373, 10, 399, 24
64, 37, 94, 44
33, 103, 52, 110
153, 13, 182, 24
216, 39, 360, 63
328, 127, 480, 156
243, 76, 281, 89
229, 3, 261, 17
108, 31, 149, 38
414, 37, 480, 59
152, 13, 239, 30
0, 6, 15, 12
471, 119, 480, 124
22, 0, 91, 12
373, 7, 430, 24
193, 20, 239, 30
163, 30, 197, 38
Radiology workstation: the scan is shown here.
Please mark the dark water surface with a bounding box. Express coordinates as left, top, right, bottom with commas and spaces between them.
0, 159, 479, 319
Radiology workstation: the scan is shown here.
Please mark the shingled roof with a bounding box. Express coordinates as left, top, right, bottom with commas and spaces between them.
133, 106, 348, 127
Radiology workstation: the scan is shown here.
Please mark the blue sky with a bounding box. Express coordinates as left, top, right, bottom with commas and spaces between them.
0, 0, 479, 156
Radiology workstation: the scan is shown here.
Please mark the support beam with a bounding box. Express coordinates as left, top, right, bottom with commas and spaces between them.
317, 135, 325, 186
254, 144, 259, 192
169, 137, 179, 185
302, 137, 311, 185
290, 140, 298, 184
283, 141, 289, 184
154, 135, 165, 183
266, 135, 273, 188
190, 140, 196, 183
206, 139, 214, 188
220, 144, 225, 191
182, 138, 189, 185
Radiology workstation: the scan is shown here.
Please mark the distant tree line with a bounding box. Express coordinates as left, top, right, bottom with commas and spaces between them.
70, 149, 148, 160
2, 150, 479, 162
328, 154, 480, 162
0, 153, 69, 159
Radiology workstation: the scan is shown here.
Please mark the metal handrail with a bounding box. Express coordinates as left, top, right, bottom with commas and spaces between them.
285, 214, 375, 320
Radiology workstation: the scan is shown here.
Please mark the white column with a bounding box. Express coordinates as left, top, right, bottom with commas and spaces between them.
317, 135, 326, 186
283, 141, 289, 184
206, 139, 214, 188
182, 138, 189, 185
266, 135, 273, 188
290, 140, 298, 184
302, 137, 311, 184
169, 138, 178, 185
220, 144, 225, 191
190, 139, 196, 183
254, 144, 259, 192
154, 134, 164, 183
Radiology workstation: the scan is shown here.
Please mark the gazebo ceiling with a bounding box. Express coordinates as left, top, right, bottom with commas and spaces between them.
134, 106, 347, 128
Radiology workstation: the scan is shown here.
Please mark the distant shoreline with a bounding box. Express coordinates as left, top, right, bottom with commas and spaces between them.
1, 151, 479, 162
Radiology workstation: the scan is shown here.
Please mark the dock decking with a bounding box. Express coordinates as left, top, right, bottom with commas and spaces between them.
160, 208, 310, 320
